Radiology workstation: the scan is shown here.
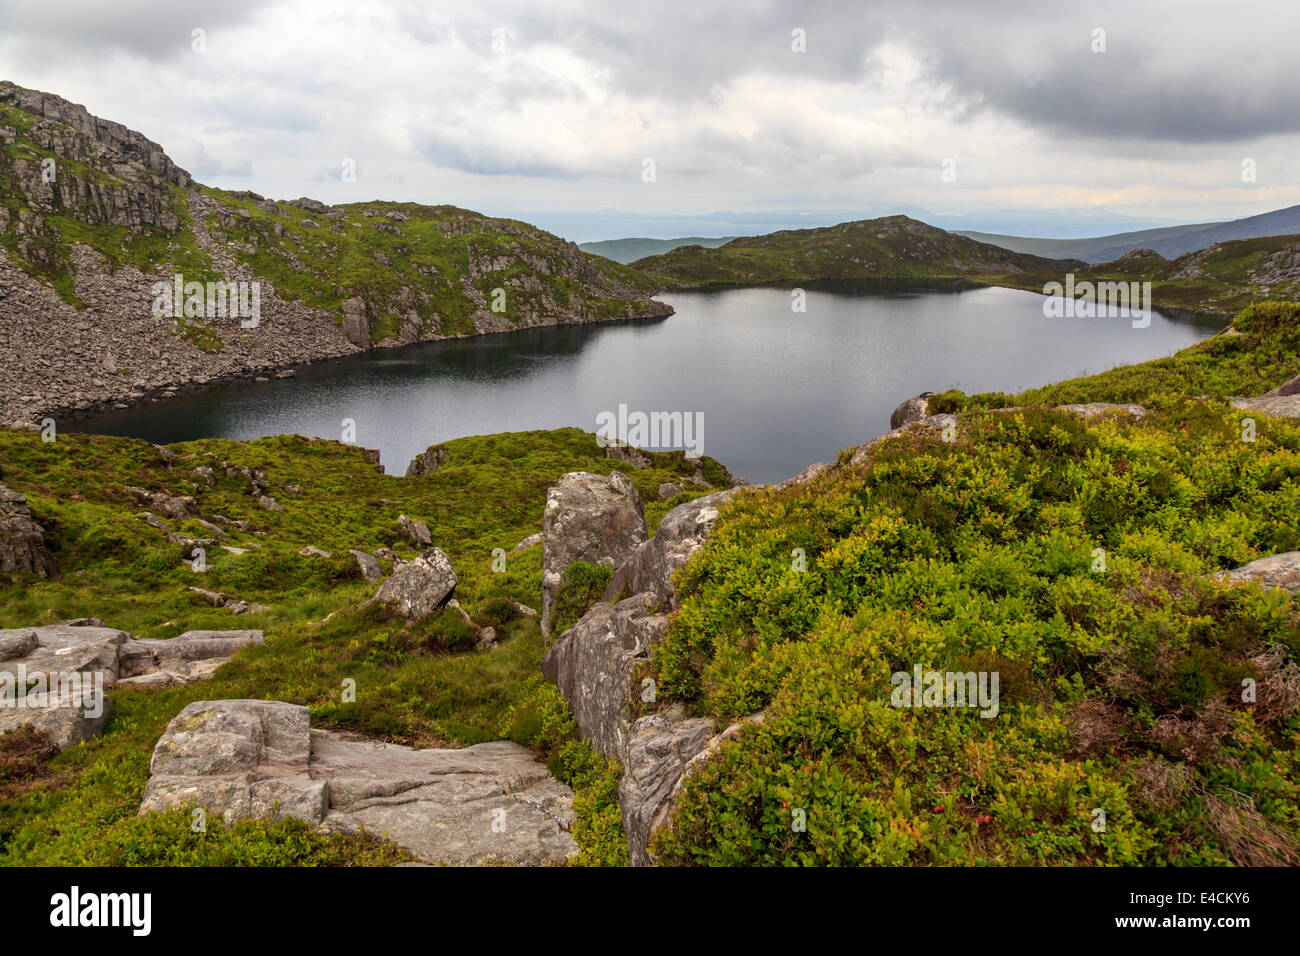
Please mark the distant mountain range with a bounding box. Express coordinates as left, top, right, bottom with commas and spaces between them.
582, 204, 1300, 268
951, 205, 1300, 263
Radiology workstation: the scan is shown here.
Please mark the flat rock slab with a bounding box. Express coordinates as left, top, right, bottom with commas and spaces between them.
1231, 394, 1300, 419
1217, 552, 1300, 593
141, 700, 577, 866
0, 622, 264, 750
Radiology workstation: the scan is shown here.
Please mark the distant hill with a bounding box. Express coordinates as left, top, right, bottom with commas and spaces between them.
630, 215, 1070, 287
998, 233, 1300, 315
580, 236, 737, 264
960, 204, 1300, 263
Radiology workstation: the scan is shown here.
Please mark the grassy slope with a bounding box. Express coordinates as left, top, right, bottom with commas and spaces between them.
648, 302, 1300, 865
0, 427, 729, 865
631, 216, 1067, 289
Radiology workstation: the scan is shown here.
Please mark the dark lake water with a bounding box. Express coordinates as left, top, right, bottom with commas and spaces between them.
70, 283, 1226, 484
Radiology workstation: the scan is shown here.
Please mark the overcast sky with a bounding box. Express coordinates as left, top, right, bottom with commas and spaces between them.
1, 0, 1297, 241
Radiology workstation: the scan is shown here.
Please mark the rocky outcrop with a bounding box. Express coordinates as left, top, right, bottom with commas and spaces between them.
604, 489, 737, 609
541, 471, 646, 634
405, 444, 449, 477
369, 547, 457, 619
540, 486, 746, 863
117, 629, 266, 688
603, 442, 653, 469
889, 392, 933, 429
1216, 552, 1300, 593
0, 484, 58, 578
541, 594, 671, 757
0, 621, 261, 748
140, 699, 577, 865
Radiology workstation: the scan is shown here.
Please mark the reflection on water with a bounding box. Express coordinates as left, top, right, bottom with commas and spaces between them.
69, 283, 1227, 483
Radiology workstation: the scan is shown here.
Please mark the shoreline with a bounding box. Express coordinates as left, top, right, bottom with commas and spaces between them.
13, 305, 677, 430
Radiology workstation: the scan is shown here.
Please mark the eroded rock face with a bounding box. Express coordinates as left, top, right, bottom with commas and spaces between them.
140, 700, 578, 865
541, 471, 646, 634
619, 709, 718, 866
604, 489, 738, 610
541, 593, 671, 757
1217, 552, 1300, 593
889, 392, 933, 429
370, 548, 457, 619
0, 484, 57, 579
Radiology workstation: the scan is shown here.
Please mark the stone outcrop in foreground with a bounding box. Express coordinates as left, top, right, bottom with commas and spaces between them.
541, 471, 647, 634
0, 620, 263, 749
542, 487, 750, 864
140, 699, 577, 866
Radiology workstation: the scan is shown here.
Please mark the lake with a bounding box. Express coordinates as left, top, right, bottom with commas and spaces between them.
69, 283, 1227, 484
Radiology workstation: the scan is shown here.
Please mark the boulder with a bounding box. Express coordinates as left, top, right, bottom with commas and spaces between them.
348, 549, 385, 582
125, 486, 201, 521
0, 484, 58, 578
1216, 552, 1300, 594
889, 392, 933, 429
541, 471, 647, 634
604, 489, 737, 610
541, 593, 672, 757
1266, 372, 1300, 397
369, 548, 457, 619
299, 545, 331, 558
396, 514, 433, 548
140, 700, 578, 865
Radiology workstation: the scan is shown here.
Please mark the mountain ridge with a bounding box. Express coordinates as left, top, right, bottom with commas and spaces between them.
0, 80, 668, 427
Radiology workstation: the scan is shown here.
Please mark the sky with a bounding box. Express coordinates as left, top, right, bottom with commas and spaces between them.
1, 0, 1297, 242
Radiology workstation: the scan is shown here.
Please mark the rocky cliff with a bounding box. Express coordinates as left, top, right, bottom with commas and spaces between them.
0, 81, 670, 426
